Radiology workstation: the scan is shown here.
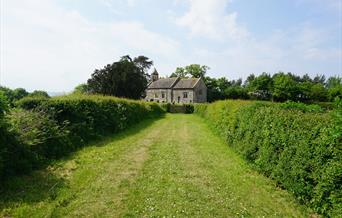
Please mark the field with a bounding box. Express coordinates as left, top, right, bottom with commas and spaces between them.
0, 114, 311, 217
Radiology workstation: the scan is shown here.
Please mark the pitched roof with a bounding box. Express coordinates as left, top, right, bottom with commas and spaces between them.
147, 77, 179, 89
173, 78, 200, 89
147, 77, 201, 89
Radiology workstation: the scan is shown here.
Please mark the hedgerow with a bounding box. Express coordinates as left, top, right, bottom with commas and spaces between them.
0, 93, 36, 181
0, 95, 165, 181
194, 100, 342, 217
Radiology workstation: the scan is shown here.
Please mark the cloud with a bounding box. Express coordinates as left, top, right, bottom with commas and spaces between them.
175, 0, 249, 41
192, 24, 341, 79
1, 0, 180, 91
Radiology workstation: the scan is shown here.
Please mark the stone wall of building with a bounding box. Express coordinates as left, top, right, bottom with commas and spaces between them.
145, 89, 171, 103
193, 79, 207, 103
172, 89, 194, 103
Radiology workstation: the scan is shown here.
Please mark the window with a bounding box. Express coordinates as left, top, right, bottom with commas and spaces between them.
154, 93, 158, 98
198, 89, 202, 95
161, 91, 165, 98
183, 92, 188, 98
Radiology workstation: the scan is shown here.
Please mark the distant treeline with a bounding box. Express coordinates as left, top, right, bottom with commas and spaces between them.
203, 72, 342, 103
167, 64, 342, 103
0, 86, 49, 105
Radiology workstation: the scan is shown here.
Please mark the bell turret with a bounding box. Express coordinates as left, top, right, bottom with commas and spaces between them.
151, 68, 159, 82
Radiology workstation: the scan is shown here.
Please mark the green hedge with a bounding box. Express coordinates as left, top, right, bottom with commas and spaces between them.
0, 95, 165, 181
194, 100, 342, 217
0, 93, 36, 180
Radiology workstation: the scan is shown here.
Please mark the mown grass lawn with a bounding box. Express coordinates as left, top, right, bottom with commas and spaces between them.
0, 114, 311, 217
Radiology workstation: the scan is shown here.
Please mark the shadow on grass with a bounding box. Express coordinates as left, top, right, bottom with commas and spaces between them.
0, 115, 164, 211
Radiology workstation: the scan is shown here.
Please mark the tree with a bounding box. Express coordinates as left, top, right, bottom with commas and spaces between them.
244, 74, 255, 87
298, 81, 313, 102
13, 88, 29, 101
29, 90, 50, 98
73, 83, 90, 94
133, 56, 153, 81
203, 77, 224, 102
310, 83, 328, 102
0, 86, 14, 103
313, 75, 326, 85
133, 56, 153, 73
216, 77, 231, 92
301, 74, 312, 83
170, 67, 188, 78
247, 73, 273, 100
272, 73, 298, 102
87, 55, 149, 99
326, 76, 342, 101
171, 64, 209, 78
0, 86, 29, 105
185, 64, 209, 78
0, 91, 9, 114
224, 86, 248, 99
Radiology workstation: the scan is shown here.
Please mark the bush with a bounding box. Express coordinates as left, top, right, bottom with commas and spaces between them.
0, 93, 36, 181
194, 100, 342, 216
184, 104, 194, 114
7, 109, 71, 159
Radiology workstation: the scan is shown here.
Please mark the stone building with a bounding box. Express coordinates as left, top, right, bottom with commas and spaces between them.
145, 69, 207, 103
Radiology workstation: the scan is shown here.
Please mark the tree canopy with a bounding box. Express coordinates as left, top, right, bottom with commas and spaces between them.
28, 90, 50, 98
87, 55, 152, 99
170, 64, 209, 78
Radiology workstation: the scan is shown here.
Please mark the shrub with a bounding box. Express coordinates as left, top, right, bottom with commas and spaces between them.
7, 109, 72, 159
0, 93, 36, 181
184, 104, 194, 114
194, 100, 342, 216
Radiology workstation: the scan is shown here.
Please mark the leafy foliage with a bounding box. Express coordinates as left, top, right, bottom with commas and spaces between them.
87, 55, 152, 99
194, 100, 342, 216
7, 109, 71, 159
28, 90, 50, 98
0, 86, 29, 105
0, 92, 35, 180
170, 64, 209, 78
72, 83, 90, 94
277, 101, 324, 113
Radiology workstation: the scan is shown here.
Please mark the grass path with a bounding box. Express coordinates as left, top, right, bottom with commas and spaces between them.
0, 114, 310, 217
